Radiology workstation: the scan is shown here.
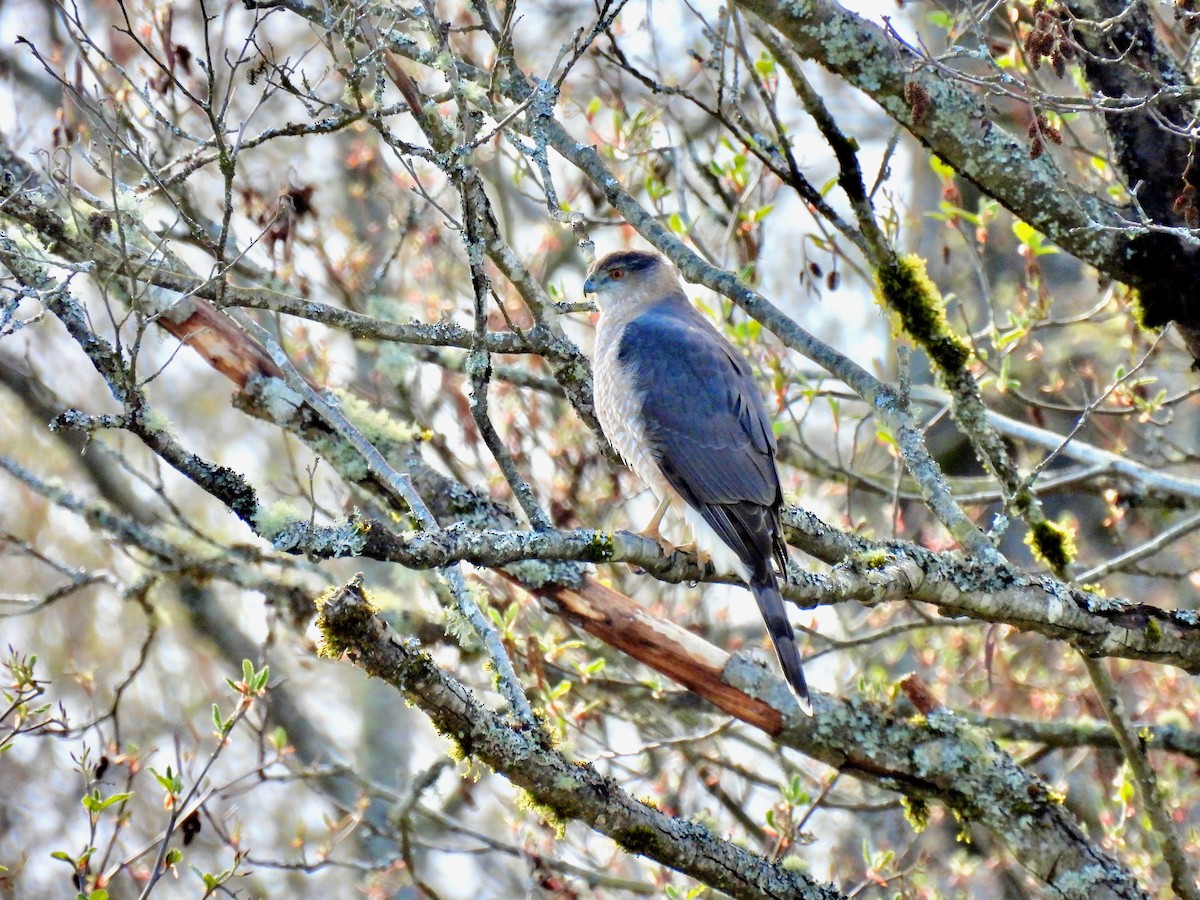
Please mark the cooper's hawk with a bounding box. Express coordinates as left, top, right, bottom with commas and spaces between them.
585, 250, 811, 714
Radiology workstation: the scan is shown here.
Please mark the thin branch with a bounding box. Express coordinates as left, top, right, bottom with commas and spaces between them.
1080, 655, 1200, 900
1076, 510, 1200, 583
235, 313, 543, 732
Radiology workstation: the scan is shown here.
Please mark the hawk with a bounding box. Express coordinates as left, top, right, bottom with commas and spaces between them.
585, 250, 811, 714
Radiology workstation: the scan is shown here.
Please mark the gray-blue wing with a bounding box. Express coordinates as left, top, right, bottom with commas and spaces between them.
618, 301, 784, 576
619, 300, 810, 713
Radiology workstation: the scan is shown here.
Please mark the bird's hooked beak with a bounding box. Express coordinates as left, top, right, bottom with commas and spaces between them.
582, 273, 597, 294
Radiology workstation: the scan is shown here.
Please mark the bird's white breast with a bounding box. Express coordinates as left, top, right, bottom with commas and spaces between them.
593, 311, 669, 499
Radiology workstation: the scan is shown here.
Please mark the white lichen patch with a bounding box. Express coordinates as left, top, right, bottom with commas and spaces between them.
255, 500, 304, 540
142, 408, 174, 434
334, 389, 425, 445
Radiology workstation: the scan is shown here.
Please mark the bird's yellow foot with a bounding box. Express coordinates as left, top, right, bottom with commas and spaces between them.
676, 541, 712, 570
628, 531, 682, 573
635, 522, 670, 546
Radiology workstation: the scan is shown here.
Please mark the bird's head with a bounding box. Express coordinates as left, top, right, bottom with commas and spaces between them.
583, 250, 680, 311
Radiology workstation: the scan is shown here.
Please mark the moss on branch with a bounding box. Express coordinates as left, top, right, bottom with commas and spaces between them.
875, 254, 971, 375
1026, 518, 1078, 573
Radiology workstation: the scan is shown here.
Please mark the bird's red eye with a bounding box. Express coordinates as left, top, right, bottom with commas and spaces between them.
610, 268, 624, 279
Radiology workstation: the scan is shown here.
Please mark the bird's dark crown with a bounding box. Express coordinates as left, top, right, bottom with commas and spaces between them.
591, 250, 662, 275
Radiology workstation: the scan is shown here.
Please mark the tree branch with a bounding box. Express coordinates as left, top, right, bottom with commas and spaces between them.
733, 0, 1200, 358
317, 574, 846, 900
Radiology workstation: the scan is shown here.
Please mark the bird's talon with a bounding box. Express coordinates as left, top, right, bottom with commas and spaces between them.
627, 534, 681, 574
675, 541, 711, 569
635, 524, 666, 545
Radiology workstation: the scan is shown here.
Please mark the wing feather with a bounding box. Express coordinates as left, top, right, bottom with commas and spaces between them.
618, 300, 785, 575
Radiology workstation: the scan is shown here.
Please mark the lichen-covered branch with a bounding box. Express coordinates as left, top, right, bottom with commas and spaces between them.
732, 0, 1116, 256
922, 384, 1200, 505
261, 512, 1200, 673
734, 0, 1200, 357
320, 574, 1147, 900
0, 233, 261, 528
966, 714, 1200, 765
1065, 0, 1200, 345
317, 575, 846, 900
238, 312, 543, 731
752, 19, 1060, 571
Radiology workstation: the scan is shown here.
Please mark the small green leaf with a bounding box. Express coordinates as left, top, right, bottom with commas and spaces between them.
929, 156, 955, 179
875, 423, 899, 454
644, 174, 671, 201
1012, 220, 1036, 245
668, 212, 692, 236
94, 791, 131, 812
547, 680, 571, 700
152, 766, 182, 795
936, 200, 981, 226
1118, 767, 1136, 805
1012, 220, 1058, 255
994, 325, 1027, 350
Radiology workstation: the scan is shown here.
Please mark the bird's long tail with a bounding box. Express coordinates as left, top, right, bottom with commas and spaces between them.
750, 574, 812, 716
